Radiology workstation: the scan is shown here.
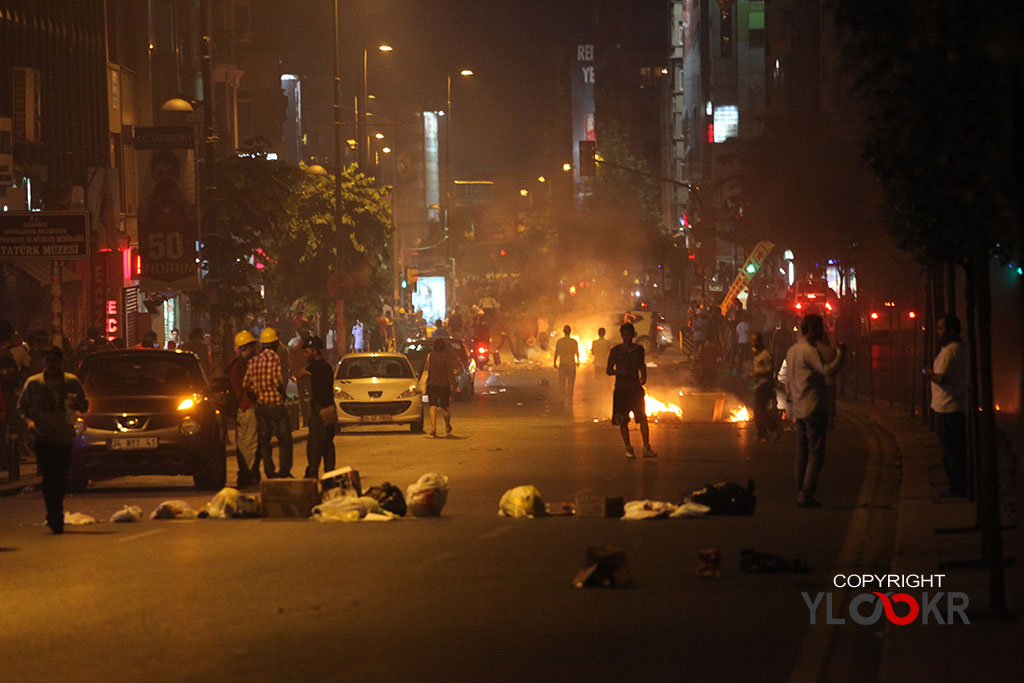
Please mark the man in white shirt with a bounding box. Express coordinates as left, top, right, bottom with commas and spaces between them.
924, 315, 967, 497
784, 314, 845, 507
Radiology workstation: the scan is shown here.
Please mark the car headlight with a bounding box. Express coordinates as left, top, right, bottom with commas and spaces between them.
177, 397, 195, 411
180, 417, 201, 436
397, 385, 421, 399
334, 386, 355, 400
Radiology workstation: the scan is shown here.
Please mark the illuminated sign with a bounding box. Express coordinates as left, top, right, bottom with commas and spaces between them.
106, 299, 120, 337
713, 105, 739, 143
411, 276, 446, 327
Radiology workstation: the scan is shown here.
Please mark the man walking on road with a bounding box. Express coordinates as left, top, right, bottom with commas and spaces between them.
784, 314, 844, 507
607, 322, 656, 459
590, 328, 612, 375
925, 315, 968, 497
553, 325, 579, 406
226, 331, 259, 487
244, 328, 293, 478
749, 332, 779, 442
16, 346, 88, 534
294, 336, 336, 479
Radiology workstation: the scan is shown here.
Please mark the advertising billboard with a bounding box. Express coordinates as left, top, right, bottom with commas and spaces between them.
412, 276, 446, 327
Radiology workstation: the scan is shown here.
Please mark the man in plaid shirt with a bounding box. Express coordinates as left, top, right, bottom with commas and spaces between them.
243, 328, 293, 478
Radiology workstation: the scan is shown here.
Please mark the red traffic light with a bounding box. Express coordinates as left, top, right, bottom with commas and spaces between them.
908, 311, 916, 319
870, 312, 879, 320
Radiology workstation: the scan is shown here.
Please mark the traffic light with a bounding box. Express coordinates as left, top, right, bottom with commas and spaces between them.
406, 268, 418, 288
579, 140, 596, 177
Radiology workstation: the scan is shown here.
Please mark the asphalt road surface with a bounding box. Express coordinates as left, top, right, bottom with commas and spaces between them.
1, 360, 890, 682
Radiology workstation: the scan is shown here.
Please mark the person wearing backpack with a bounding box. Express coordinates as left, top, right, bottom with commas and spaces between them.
227, 331, 260, 487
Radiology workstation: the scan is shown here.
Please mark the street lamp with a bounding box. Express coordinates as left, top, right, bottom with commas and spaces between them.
444, 69, 474, 234
359, 44, 393, 170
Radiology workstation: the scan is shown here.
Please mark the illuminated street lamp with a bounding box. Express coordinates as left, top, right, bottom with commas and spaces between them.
359, 44, 393, 169
445, 68, 474, 234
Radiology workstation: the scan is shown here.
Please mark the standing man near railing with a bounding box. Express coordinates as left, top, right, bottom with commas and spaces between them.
924, 315, 967, 498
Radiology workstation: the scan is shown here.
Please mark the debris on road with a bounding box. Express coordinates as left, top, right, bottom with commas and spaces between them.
498, 485, 546, 518
545, 501, 575, 515
197, 487, 260, 519
573, 490, 604, 516
63, 511, 97, 525
151, 500, 197, 519
406, 472, 449, 516
261, 479, 319, 518
697, 548, 721, 579
109, 505, 143, 523
572, 545, 632, 588
364, 482, 407, 516
683, 480, 756, 515
312, 495, 393, 522
321, 466, 361, 500
739, 548, 809, 573
621, 500, 710, 520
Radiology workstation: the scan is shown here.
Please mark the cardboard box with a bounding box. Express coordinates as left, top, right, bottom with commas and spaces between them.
260, 478, 320, 518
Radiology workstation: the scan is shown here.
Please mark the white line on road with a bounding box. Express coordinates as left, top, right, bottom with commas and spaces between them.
416, 551, 457, 570
478, 526, 514, 540
117, 529, 167, 542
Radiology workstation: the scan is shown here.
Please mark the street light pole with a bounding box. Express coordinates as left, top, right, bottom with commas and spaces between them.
332, 0, 346, 352
359, 47, 368, 170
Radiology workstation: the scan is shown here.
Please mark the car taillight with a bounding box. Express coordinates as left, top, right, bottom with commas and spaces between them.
477, 346, 487, 354
825, 302, 833, 311
795, 303, 802, 310
806, 293, 817, 299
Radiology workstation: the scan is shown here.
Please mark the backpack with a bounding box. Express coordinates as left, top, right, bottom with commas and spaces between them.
364, 482, 407, 517
683, 479, 756, 515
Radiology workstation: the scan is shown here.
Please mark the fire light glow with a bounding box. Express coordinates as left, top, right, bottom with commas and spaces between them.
729, 406, 751, 422
645, 394, 682, 418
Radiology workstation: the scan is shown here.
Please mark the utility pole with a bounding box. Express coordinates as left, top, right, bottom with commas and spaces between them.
332, 0, 346, 353
198, 0, 223, 372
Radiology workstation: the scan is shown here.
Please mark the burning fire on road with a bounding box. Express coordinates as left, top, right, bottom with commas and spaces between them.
645, 394, 683, 419
729, 406, 751, 422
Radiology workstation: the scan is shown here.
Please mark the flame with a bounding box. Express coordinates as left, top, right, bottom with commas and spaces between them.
729, 406, 751, 422
645, 394, 682, 418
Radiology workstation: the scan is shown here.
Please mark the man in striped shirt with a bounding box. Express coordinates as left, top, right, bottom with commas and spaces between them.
243, 328, 293, 478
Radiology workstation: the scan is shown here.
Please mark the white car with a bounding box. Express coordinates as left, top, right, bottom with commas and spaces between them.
333, 353, 424, 432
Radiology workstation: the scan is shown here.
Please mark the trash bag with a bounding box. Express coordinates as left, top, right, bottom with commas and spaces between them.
682, 479, 756, 515
197, 487, 260, 519
364, 482, 407, 517
739, 548, 809, 573
150, 500, 198, 520
109, 505, 143, 523
63, 511, 97, 525
312, 495, 391, 522
622, 500, 675, 520
406, 473, 449, 517
670, 501, 711, 518
498, 485, 546, 518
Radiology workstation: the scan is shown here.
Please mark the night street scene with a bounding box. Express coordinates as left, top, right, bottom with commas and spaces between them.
2, 0, 1023, 681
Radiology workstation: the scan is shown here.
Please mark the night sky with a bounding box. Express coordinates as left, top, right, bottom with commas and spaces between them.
281, 0, 587, 181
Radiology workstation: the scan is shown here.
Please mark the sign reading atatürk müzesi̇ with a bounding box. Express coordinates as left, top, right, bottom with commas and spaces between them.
0, 212, 90, 260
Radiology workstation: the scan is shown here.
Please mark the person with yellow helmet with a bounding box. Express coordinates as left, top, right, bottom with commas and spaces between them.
226, 330, 259, 487
243, 327, 293, 479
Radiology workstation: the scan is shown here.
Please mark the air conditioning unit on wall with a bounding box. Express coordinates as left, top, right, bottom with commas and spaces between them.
13, 67, 41, 143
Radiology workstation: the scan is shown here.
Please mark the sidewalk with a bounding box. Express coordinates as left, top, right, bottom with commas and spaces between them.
843, 400, 1022, 681
0, 426, 310, 498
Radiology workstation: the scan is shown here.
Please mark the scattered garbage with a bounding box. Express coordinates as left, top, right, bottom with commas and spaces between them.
573, 490, 605, 517
622, 500, 711, 520
572, 545, 633, 588
321, 466, 361, 500
109, 505, 143, 523
484, 374, 505, 388
364, 482, 407, 516
197, 487, 260, 519
406, 473, 449, 517
545, 501, 575, 516
63, 511, 97, 525
697, 548, 721, 579
261, 478, 319, 518
311, 495, 393, 523
151, 500, 197, 519
682, 480, 756, 515
739, 548, 809, 573
498, 485, 546, 518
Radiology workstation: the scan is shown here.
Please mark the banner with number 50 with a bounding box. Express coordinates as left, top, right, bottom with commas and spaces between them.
136, 132, 200, 292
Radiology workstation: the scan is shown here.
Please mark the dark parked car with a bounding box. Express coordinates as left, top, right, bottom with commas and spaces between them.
400, 338, 475, 397
71, 350, 227, 490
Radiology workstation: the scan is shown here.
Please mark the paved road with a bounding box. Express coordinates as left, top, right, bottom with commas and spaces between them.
0, 362, 890, 682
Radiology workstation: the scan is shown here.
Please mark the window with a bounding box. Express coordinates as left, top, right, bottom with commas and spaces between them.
748, 10, 765, 49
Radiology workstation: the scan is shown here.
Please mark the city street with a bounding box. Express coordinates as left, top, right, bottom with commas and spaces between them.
0, 361, 896, 682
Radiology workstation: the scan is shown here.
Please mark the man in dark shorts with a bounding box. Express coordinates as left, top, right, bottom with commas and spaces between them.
423, 339, 458, 437
606, 322, 657, 459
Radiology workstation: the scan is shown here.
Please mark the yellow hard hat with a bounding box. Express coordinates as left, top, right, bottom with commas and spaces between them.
259, 327, 279, 344
234, 330, 257, 348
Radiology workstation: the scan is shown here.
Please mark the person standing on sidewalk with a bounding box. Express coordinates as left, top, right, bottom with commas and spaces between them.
748, 332, 779, 442
924, 315, 968, 497
553, 325, 579, 407
607, 322, 656, 459
226, 331, 259, 487
16, 347, 88, 534
784, 314, 845, 507
294, 336, 336, 479
244, 328, 293, 478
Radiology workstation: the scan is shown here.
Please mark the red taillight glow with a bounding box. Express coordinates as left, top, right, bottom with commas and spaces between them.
806, 293, 817, 299
477, 347, 486, 354
795, 303, 802, 310
825, 302, 833, 311
870, 312, 879, 320
908, 311, 916, 319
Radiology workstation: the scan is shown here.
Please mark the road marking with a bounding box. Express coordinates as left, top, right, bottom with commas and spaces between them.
416, 551, 456, 570
479, 525, 513, 540
118, 529, 167, 542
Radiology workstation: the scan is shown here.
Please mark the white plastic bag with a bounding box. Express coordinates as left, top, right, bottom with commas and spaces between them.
670, 501, 711, 518
109, 505, 143, 523
622, 500, 676, 520
63, 511, 97, 525
406, 473, 449, 517
197, 487, 260, 519
311, 495, 388, 522
151, 500, 197, 520
498, 485, 546, 518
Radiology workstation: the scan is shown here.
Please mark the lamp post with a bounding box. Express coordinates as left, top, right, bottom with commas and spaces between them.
332, 0, 346, 352
358, 44, 392, 171
444, 69, 473, 309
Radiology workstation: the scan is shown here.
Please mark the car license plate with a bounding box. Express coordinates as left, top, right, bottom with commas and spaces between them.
109, 437, 158, 450
361, 415, 393, 423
